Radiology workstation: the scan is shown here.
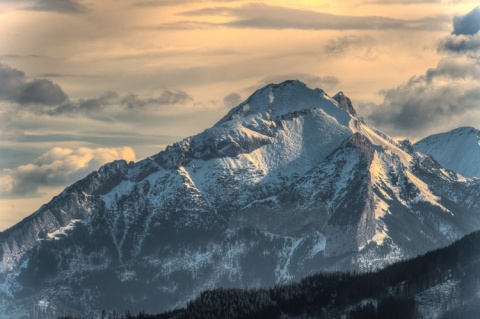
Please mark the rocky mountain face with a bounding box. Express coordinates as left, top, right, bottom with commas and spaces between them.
1, 80, 480, 318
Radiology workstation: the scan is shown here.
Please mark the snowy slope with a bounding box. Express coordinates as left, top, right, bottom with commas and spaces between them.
414, 127, 480, 178
0, 80, 480, 318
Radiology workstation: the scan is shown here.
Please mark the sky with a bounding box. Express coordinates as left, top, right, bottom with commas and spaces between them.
0, 0, 479, 231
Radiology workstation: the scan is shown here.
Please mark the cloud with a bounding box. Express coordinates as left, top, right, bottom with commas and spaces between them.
141, 21, 219, 31
0, 146, 136, 197
120, 90, 192, 110
133, 0, 242, 7
223, 92, 241, 108
18, 79, 70, 106
37, 73, 95, 78
438, 6, 480, 55
368, 61, 480, 132
259, 73, 340, 92
366, 0, 441, 4
100, 48, 241, 60
0, 0, 88, 13
439, 33, 480, 54
424, 58, 480, 80
365, 6, 480, 137
173, 3, 450, 31
134, 0, 189, 6
21, 89, 192, 116
24, 0, 88, 14
452, 6, 480, 35
49, 91, 119, 115
365, 0, 479, 3
0, 64, 193, 117
0, 54, 42, 60
0, 64, 69, 106
324, 35, 377, 58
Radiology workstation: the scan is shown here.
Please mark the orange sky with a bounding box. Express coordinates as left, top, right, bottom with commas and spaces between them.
0, 0, 479, 230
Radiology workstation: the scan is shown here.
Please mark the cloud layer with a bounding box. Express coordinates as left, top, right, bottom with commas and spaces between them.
0, 0, 88, 14
0, 146, 136, 197
171, 3, 450, 31
367, 6, 480, 137
0, 64, 68, 106
0, 64, 193, 117
26, 0, 88, 13
369, 60, 480, 130
439, 7, 480, 55
453, 6, 480, 35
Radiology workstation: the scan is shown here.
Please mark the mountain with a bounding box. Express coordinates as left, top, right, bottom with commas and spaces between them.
1, 80, 480, 318
156, 230, 480, 319
414, 126, 480, 178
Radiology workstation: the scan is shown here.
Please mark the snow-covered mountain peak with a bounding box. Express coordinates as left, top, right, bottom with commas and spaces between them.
414, 126, 480, 178
216, 80, 353, 126
3, 80, 480, 318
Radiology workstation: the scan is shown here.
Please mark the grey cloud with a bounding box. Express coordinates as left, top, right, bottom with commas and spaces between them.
324, 35, 377, 57
134, 0, 193, 6
453, 6, 480, 35
120, 90, 192, 110
0, 147, 136, 196
1, 64, 193, 117
180, 6, 233, 16
0, 64, 26, 99
0, 54, 42, 60
223, 92, 241, 108
41, 89, 191, 116
141, 21, 219, 31
367, 58, 480, 135
110, 48, 241, 60
134, 0, 241, 7
37, 73, 95, 78
0, 64, 69, 106
369, 85, 480, 133
438, 7, 480, 54
25, 0, 88, 14
18, 79, 69, 106
259, 73, 340, 92
439, 33, 480, 54
425, 58, 480, 81
51, 91, 119, 116
366, 0, 440, 4
176, 3, 450, 31
366, 0, 479, 3
364, 6, 480, 137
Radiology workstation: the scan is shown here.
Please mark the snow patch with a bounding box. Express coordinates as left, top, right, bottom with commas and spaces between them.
275, 237, 303, 283
241, 196, 279, 210
268, 88, 274, 104
307, 232, 326, 258
405, 171, 450, 213
117, 270, 136, 282
47, 219, 81, 240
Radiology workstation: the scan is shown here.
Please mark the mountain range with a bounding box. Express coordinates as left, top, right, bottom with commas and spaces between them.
1, 80, 479, 318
